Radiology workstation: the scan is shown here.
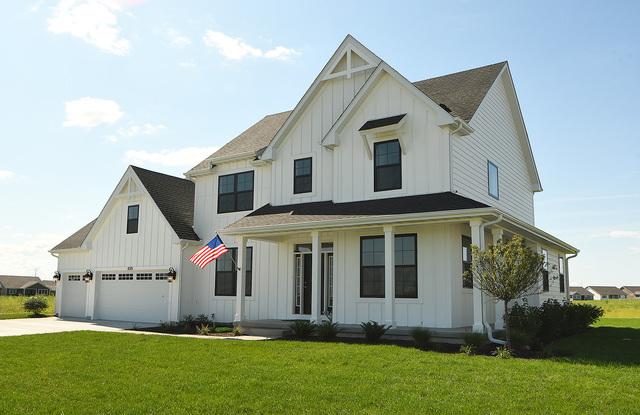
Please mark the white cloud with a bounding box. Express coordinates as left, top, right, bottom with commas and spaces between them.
609, 230, 640, 239
203, 31, 298, 61
63, 97, 124, 128
0, 233, 64, 279
124, 146, 219, 167
167, 28, 191, 47
630, 246, 640, 254
0, 170, 16, 180
117, 122, 167, 138
179, 60, 196, 69
47, 0, 131, 56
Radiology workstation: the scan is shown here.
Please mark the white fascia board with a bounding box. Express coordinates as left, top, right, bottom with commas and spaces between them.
260, 35, 383, 161
185, 152, 257, 178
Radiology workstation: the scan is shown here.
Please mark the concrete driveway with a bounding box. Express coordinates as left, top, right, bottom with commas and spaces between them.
0, 317, 156, 337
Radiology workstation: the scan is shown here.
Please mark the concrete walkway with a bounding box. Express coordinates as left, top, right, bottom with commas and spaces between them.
0, 317, 268, 341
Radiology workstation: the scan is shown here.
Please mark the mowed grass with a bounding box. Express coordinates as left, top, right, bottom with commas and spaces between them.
1, 331, 640, 415
575, 299, 640, 318
0, 296, 55, 319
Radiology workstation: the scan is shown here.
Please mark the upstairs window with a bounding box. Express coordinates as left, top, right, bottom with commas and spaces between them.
293, 157, 312, 194
488, 161, 499, 199
462, 236, 473, 288
541, 248, 549, 292
218, 171, 254, 213
127, 205, 139, 234
374, 139, 401, 191
558, 257, 565, 293
215, 247, 253, 297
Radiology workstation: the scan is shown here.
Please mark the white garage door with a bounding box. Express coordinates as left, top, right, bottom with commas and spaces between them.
95, 271, 170, 323
61, 274, 87, 318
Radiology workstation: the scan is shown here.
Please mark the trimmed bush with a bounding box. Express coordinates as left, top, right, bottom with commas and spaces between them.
290, 320, 316, 339
195, 314, 211, 326
360, 321, 389, 343
463, 332, 487, 349
317, 321, 339, 340
410, 327, 432, 350
23, 296, 48, 315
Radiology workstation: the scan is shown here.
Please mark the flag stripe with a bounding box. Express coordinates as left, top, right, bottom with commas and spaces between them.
189, 234, 229, 269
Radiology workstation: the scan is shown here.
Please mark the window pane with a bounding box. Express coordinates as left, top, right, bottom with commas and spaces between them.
375, 164, 401, 191
462, 236, 473, 288
219, 175, 235, 194
395, 266, 417, 298
245, 247, 253, 296
218, 194, 236, 213
294, 158, 311, 176
294, 175, 312, 193
237, 172, 254, 191
128, 205, 139, 220
361, 267, 385, 297
558, 257, 564, 274
236, 191, 253, 211
375, 140, 400, 166
488, 161, 499, 198
126, 205, 139, 234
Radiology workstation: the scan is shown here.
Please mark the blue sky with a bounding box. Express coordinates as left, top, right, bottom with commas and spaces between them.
0, 0, 638, 285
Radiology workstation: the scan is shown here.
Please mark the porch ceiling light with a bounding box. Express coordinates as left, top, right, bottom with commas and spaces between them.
167, 267, 177, 283
82, 270, 93, 283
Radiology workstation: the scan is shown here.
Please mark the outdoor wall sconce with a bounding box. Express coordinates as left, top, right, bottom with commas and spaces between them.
167, 267, 177, 283
53, 271, 61, 281
82, 270, 93, 283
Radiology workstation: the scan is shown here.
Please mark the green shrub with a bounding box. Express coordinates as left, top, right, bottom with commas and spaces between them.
317, 321, 339, 340
493, 346, 512, 359
463, 332, 487, 349
214, 326, 233, 334
459, 345, 475, 355
232, 326, 243, 336
195, 314, 211, 325
410, 327, 432, 350
23, 296, 48, 315
508, 330, 533, 353
360, 321, 389, 343
181, 314, 195, 328
290, 320, 316, 339
196, 324, 210, 335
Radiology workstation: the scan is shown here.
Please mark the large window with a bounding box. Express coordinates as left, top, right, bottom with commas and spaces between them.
127, 205, 139, 234
395, 234, 417, 298
488, 161, 499, 199
558, 256, 565, 293
541, 248, 549, 292
360, 236, 385, 298
462, 236, 473, 288
215, 247, 253, 296
218, 171, 254, 213
293, 157, 312, 194
374, 139, 402, 191
360, 234, 418, 298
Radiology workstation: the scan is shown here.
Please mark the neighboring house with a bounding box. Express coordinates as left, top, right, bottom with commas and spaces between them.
620, 286, 640, 299
50, 35, 577, 335
586, 286, 627, 300
569, 287, 594, 301
0, 275, 56, 296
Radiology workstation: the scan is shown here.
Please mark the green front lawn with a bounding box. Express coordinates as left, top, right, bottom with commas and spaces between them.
0, 296, 55, 319
575, 299, 640, 318
1, 329, 639, 414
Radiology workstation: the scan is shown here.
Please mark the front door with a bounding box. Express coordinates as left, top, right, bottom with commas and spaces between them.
293, 246, 334, 316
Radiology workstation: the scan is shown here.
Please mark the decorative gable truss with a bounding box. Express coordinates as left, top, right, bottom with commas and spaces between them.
323, 45, 378, 81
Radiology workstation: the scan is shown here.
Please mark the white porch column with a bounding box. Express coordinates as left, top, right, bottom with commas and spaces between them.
384, 225, 395, 327
470, 219, 483, 332
492, 228, 505, 330
234, 236, 247, 324
310, 231, 322, 323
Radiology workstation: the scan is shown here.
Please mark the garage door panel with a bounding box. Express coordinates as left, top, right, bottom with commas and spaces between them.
95, 271, 169, 323
61, 275, 87, 318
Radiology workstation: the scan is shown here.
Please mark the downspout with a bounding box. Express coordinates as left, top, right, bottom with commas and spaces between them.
565, 253, 578, 302
479, 214, 505, 345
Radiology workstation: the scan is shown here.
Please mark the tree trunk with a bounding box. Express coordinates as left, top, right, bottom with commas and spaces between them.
504, 300, 510, 349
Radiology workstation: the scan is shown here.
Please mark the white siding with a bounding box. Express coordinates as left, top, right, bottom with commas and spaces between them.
451, 73, 536, 224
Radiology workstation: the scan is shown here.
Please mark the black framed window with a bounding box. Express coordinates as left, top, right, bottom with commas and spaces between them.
374, 139, 401, 191
558, 256, 565, 293
126, 205, 139, 234
218, 171, 254, 213
488, 161, 499, 199
395, 234, 417, 298
360, 236, 385, 298
293, 157, 312, 194
215, 247, 253, 296
541, 248, 549, 292
462, 236, 473, 288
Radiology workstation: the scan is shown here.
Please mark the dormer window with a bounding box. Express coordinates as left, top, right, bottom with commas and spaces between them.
126, 205, 139, 234
374, 139, 402, 192
218, 171, 254, 213
488, 161, 499, 199
293, 157, 312, 194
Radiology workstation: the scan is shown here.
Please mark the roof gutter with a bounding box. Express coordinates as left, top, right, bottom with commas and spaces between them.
449, 117, 474, 136
564, 252, 578, 302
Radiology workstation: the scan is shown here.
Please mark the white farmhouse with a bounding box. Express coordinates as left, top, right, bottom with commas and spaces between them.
51, 35, 577, 337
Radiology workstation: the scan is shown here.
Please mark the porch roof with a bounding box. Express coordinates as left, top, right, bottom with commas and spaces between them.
225, 192, 488, 231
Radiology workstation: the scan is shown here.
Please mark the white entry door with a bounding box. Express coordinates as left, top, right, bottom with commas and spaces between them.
94, 271, 170, 323
60, 274, 87, 318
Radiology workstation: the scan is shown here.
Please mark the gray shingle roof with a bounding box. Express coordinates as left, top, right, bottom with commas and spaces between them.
569, 287, 592, 296
188, 62, 507, 170
586, 286, 627, 296
51, 219, 96, 251
131, 166, 199, 241
226, 192, 488, 230
412, 61, 507, 122
0, 275, 41, 289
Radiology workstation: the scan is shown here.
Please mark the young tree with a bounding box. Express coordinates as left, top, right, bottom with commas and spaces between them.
469, 235, 545, 347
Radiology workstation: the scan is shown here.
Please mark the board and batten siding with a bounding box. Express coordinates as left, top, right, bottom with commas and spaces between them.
270, 69, 374, 206
334, 73, 451, 203
450, 73, 535, 224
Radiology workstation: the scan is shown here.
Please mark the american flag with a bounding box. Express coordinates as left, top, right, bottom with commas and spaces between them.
190, 235, 228, 269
